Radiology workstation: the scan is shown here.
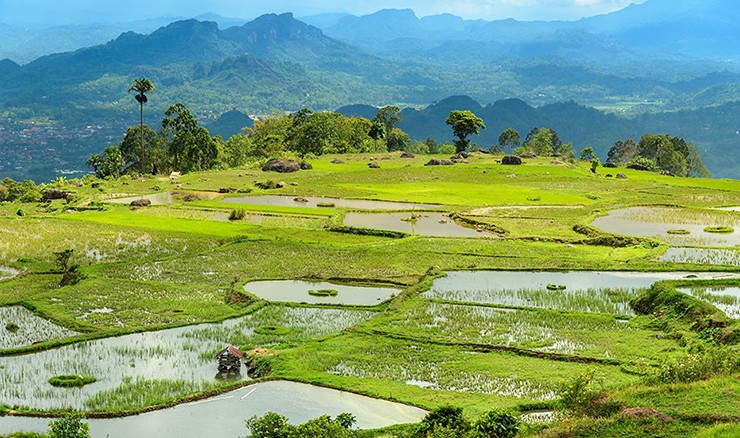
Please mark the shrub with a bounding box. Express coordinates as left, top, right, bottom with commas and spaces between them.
417, 405, 470, 437
654, 348, 739, 384
229, 209, 246, 220
245, 412, 295, 438
667, 229, 690, 235
472, 409, 520, 438
49, 375, 97, 388
5, 322, 19, 332
48, 413, 92, 438
558, 370, 618, 416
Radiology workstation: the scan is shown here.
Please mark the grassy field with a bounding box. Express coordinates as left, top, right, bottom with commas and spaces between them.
0, 153, 738, 436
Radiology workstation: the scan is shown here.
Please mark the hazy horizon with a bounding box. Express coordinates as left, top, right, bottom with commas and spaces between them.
0, 0, 649, 26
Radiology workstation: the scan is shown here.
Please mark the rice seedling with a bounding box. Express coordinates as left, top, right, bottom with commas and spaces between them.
678, 286, 740, 318
659, 248, 740, 267
0, 306, 78, 350
48, 375, 96, 388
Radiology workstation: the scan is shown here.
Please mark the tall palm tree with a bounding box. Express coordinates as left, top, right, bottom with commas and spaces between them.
128, 78, 154, 172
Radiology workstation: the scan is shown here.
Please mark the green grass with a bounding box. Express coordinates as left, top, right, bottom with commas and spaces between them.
48, 375, 96, 388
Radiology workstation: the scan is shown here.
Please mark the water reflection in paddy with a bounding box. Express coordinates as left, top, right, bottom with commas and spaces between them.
426, 271, 740, 314
592, 207, 740, 247
678, 286, 740, 319
0, 307, 373, 410
222, 195, 440, 210
244, 280, 400, 306
0, 380, 427, 438
107, 191, 221, 206
660, 248, 740, 266
344, 212, 491, 238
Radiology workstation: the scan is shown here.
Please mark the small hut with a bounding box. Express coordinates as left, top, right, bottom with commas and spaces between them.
215, 345, 244, 373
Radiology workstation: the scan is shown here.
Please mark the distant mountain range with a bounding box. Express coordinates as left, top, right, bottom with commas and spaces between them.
0, 0, 739, 180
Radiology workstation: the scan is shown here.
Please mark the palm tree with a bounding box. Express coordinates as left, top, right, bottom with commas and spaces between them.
128, 78, 155, 172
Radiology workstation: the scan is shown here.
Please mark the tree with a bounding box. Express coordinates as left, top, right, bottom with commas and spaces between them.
87, 145, 124, 178
472, 409, 520, 438
48, 413, 92, 438
498, 129, 520, 152
119, 125, 163, 175
161, 103, 219, 172
386, 128, 411, 152
372, 106, 402, 149
579, 147, 597, 162
607, 139, 637, 165
445, 110, 485, 153
417, 405, 470, 437
245, 412, 295, 438
128, 78, 155, 170
523, 128, 554, 156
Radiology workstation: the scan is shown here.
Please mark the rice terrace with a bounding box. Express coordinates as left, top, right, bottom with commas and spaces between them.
1, 150, 739, 437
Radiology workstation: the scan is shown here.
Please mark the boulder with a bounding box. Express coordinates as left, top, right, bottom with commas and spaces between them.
368, 162, 381, 168
616, 173, 628, 179
626, 163, 649, 171
331, 158, 345, 164
130, 198, 151, 207
293, 197, 309, 203
519, 152, 536, 159
42, 188, 68, 201
603, 162, 617, 168
299, 161, 313, 170
502, 155, 523, 165
425, 159, 454, 166
400, 151, 415, 158
262, 158, 300, 173
219, 187, 238, 193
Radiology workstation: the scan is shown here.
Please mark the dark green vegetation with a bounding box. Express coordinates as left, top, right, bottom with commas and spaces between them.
0, 153, 738, 437
703, 226, 734, 234
48, 375, 96, 388
308, 289, 339, 297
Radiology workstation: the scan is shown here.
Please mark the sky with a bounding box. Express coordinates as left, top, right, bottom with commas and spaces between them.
0, 0, 649, 25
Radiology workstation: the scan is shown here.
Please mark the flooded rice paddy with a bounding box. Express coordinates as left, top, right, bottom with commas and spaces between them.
343, 212, 491, 238
0, 306, 78, 350
107, 191, 221, 206
425, 271, 738, 312
678, 286, 740, 319
0, 266, 18, 280
223, 195, 440, 211
244, 280, 399, 306
0, 380, 426, 437
659, 248, 740, 266
0, 306, 374, 410
592, 207, 740, 247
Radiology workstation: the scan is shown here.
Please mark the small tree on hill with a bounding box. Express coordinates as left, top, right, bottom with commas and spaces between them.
446, 110, 486, 153
48, 413, 92, 438
498, 128, 520, 152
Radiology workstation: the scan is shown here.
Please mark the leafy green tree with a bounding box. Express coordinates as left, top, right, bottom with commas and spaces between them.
48, 413, 91, 438
523, 128, 554, 156
0, 178, 41, 202
161, 103, 219, 172
498, 128, 520, 152
372, 106, 402, 149
386, 128, 411, 152
119, 125, 163, 175
606, 139, 637, 165
87, 146, 124, 178
445, 110, 485, 153
295, 415, 354, 437
247, 112, 293, 158
128, 78, 155, 170
579, 146, 597, 162
222, 133, 256, 167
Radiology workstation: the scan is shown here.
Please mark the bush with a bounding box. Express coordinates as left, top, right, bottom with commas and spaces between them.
5, 322, 19, 332
245, 412, 295, 438
654, 348, 739, 384
48, 413, 92, 438
472, 409, 520, 438
558, 370, 618, 416
703, 226, 734, 234
417, 405, 470, 437
308, 289, 338, 297
229, 209, 246, 220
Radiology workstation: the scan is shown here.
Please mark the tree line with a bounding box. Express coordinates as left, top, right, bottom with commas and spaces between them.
80, 78, 710, 179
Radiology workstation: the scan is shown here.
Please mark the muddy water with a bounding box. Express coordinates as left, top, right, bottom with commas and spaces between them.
343, 212, 491, 238
244, 280, 399, 306
0, 380, 427, 437
592, 207, 740, 247
222, 195, 440, 210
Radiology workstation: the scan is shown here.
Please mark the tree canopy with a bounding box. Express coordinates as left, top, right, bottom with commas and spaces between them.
445, 110, 486, 153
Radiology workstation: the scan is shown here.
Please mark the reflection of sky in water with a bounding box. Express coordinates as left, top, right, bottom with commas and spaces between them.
0, 381, 426, 437
592, 207, 740, 247
344, 212, 491, 237
0, 307, 372, 410
245, 280, 399, 306
0, 306, 78, 349
223, 195, 440, 210
660, 248, 740, 267
679, 287, 740, 319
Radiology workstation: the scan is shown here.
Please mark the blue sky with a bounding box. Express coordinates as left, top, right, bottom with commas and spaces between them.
0, 0, 649, 24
